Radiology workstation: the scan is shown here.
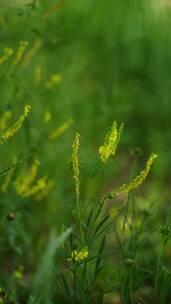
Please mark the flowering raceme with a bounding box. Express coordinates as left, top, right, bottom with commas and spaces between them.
0, 105, 31, 142
0, 47, 13, 65
22, 38, 42, 67
49, 118, 73, 140
99, 121, 124, 163
45, 74, 62, 89
14, 160, 48, 198
110, 153, 158, 197
13, 41, 29, 66
44, 111, 52, 124
70, 248, 89, 263
72, 133, 80, 198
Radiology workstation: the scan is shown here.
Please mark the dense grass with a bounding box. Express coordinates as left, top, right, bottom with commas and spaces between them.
0, 0, 171, 303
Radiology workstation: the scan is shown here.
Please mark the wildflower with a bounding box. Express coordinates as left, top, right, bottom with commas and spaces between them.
22, 177, 47, 198
13, 266, 23, 280
0, 47, 13, 65
110, 153, 158, 197
72, 133, 80, 197
15, 160, 47, 198
99, 121, 124, 163
70, 247, 89, 263
15, 159, 40, 196
49, 118, 73, 140
22, 38, 42, 67
0, 105, 31, 142
36, 180, 54, 201
13, 41, 29, 66
44, 111, 51, 124
34, 65, 42, 86
45, 74, 62, 89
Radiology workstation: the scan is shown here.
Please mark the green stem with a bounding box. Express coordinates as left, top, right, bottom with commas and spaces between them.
129, 269, 134, 304
154, 240, 165, 294
76, 193, 84, 245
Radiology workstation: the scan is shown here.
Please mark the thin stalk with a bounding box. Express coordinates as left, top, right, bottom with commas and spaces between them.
76, 193, 85, 245
129, 269, 134, 304
154, 239, 165, 294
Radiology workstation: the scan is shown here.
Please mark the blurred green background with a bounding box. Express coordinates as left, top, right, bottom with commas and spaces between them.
0, 0, 171, 302
1, 0, 171, 176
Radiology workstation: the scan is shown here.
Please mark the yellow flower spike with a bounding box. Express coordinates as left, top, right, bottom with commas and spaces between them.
99, 121, 124, 163
36, 180, 54, 201
22, 38, 42, 67
72, 133, 85, 243
70, 247, 89, 263
44, 111, 51, 124
13, 266, 24, 280
13, 40, 29, 66
15, 159, 40, 197
0, 105, 31, 142
110, 153, 158, 197
72, 133, 80, 198
45, 73, 62, 89
0, 47, 14, 65
49, 118, 73, 140
14, 159, 49, 199
4, 47, 13, 57
22, 176, 47, 198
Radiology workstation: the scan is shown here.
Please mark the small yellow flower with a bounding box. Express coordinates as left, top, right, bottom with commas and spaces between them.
13, 41, 29, 66
13, 266, 24, 280
49, 118, 73, 140
22, 38, 42, 67
0, 105, 31, 142
15, 159, 40, 196
72, 133, 80, 198
44, 111, 51, 124
45, 74, 62, 89
22, 177, 47, 198
99, 121, 124, 163
15, 160, 48, 198
110, 153, 158, 197
36, 180, 54, 201
70, 248, 89, 263
0, 47, 13, 65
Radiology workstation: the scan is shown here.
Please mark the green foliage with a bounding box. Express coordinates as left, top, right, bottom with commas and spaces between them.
0, 0, 171, 303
